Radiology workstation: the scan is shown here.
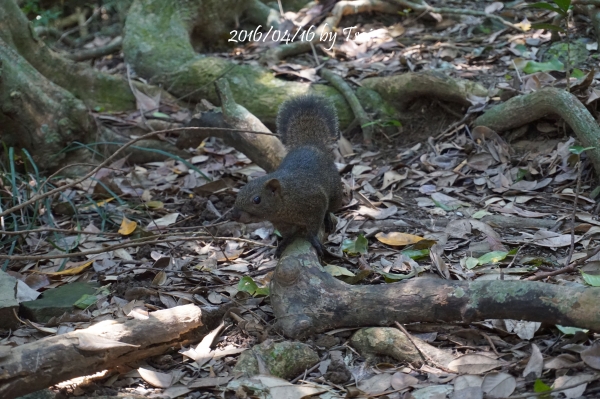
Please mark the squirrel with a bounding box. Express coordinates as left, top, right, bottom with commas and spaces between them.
231, 95, 343, 258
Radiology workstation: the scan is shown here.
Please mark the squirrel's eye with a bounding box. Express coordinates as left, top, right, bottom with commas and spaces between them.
252, 196, 261, 204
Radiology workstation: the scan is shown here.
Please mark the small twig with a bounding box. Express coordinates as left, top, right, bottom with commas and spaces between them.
394, 321, 453, 373
57, 7, 100, 44
0, 126, 277, 220
479, 331, 499, 356
0, 228, 121, 236
565, 160, 582, 267
527, 245, 600, 281
0, 235, 274, 261
290, 358, 323, 384
392, 0, 525, 31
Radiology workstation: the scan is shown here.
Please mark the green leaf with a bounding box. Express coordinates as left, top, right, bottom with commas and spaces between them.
569, 145, 595, 155
531, 23, 565, 32
516, 168, 528, 182
401, 248, 430, 260
534, 379, 552, 393
238, 276, 258, 294
324, 264, 356, 277
591, 186, 600, 199
556, 325, 589, 335
432, 199, 453, 211
238, 276, 269, 296
74, 294, 97, 309
572, 68, 586, 78
472, 210, 491, 219
523, 58, 564, 74
553, 0, 571, 13
361, 121, 380, 128
340, 269, 372, 285
342, 234, 368, 255
152, 112, 170, 119
465, 257, 480, 269
478, 251, 508, 265
528, 2, 561, 13
254, 286, 270, 296
581, 271, 600, 286
379, 270, 415, 283
508, 247, 519, 255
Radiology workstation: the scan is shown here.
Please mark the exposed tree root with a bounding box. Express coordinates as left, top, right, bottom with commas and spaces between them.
0, 304, 229, 399
320, 68, 373, 145
213, 79, 286, 172
474, 87, 600, 179
0, 36, 92, 170
0, 0, 135, 112
362, 71, 488, 109
180, 81, 286, 173
391, 0, 524, 32
271, 240, 600, 339
262, 0, 402, 63
65, 36, 123, 62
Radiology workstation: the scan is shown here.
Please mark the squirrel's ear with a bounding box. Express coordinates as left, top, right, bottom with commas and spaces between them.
265, 178, 281, 195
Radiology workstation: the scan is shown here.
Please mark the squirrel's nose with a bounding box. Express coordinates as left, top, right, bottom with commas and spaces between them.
231, 208, 241, 221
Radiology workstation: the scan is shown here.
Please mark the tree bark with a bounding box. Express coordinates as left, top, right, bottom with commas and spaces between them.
0, 304, 228, 399
271, 239, 600, 339
0, 37, 92, 169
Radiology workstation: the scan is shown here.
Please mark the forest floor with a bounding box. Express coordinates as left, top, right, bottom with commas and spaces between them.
5, 1, 600, 398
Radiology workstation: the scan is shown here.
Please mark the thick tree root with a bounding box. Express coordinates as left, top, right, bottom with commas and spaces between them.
0, 37, 92, 169
0, 304, 229, 399
213, 79, 286, 172
271, 239, 600, 339
362, 71, 488, 109
0, 0, 136, 112
179, 80, 286, 172
474, 87, 600, 178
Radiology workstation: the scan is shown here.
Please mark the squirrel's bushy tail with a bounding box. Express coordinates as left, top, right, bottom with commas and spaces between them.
277, 95, 339, 149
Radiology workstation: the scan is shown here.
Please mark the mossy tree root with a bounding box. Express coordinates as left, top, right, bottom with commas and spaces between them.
474, 87, 600, 178
320, 68, 374, 145
123, 0, 353, 128
362, 71, 489, 110
0, 37, 92, 170
0, 0, 136, 112
271, 240, 600, 339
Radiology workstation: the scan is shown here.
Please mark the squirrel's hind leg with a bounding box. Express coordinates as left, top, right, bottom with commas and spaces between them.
307, 234, 325, 257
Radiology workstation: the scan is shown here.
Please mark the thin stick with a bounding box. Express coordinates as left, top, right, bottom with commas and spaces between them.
0, 126, 277, 220
0, 235, 274, 261
394, 321, 453, 373
565, 160, 582, 267
527, 245, 600, 281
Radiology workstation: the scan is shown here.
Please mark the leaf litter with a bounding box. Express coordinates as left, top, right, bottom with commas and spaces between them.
6, 1, 600, 398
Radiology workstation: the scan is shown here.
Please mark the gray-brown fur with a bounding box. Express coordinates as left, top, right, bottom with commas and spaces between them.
277, 95, 339, 149
231, 95, 343, 257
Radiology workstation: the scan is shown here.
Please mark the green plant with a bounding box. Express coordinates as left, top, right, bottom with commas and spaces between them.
21, 0, 62, 26
529, 0, 573, 89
